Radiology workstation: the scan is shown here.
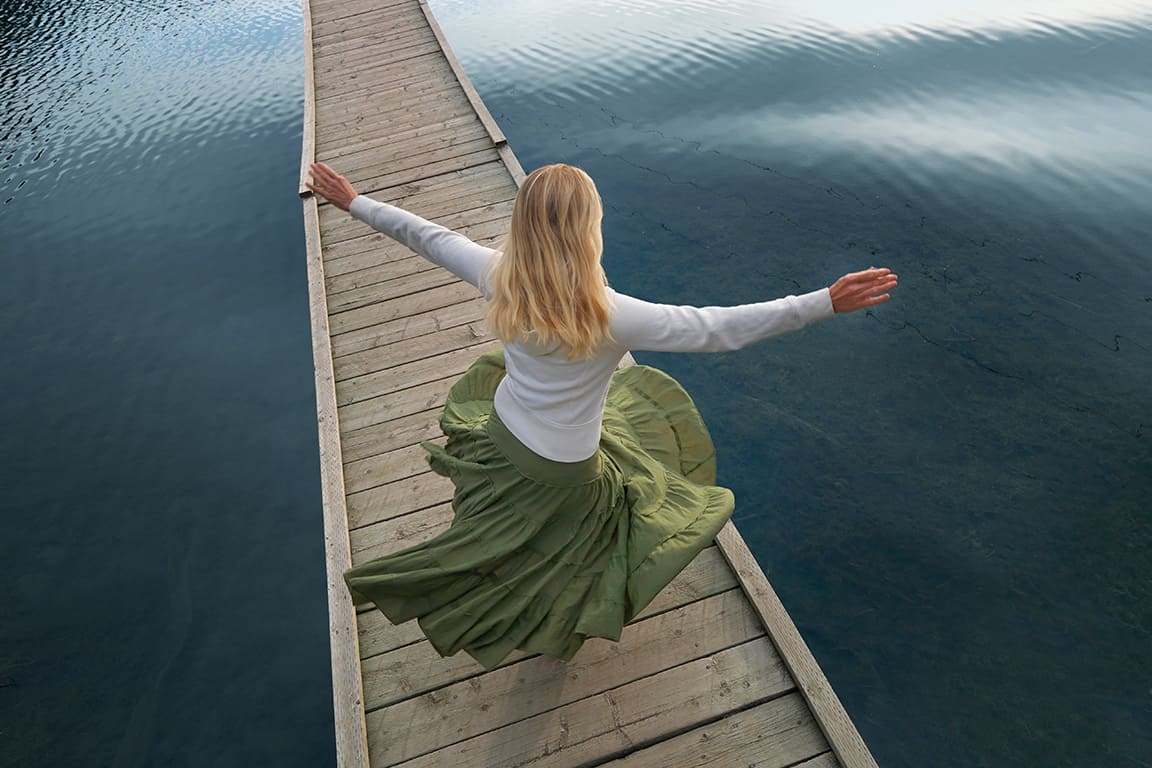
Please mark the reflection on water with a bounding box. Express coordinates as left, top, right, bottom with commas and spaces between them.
1, 1, 331, 766
432, 0, 1151, 765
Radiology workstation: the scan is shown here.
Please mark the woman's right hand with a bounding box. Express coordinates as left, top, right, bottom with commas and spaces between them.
306, 162, 358, 211
829, 267, 898, 313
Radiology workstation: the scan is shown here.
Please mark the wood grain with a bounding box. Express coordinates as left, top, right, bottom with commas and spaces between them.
598, 692, 830, 768
365, 590, 769, 765
302, 195, 369, 766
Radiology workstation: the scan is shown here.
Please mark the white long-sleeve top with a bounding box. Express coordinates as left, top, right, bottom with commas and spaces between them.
349, 195, 836, 462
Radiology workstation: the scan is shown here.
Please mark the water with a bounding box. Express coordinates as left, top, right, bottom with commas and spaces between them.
429, 0, 1152, 765
0, 1, 333, 766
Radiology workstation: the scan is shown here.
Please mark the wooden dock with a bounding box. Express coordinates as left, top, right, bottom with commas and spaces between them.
298, 0, 879, 765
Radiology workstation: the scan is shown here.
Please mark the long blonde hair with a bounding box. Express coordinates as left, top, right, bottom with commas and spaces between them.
487, 164, 612, 358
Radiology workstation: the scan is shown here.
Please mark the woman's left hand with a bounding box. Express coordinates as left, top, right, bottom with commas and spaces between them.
829, 267, 899, 313
306, 162, 358, 211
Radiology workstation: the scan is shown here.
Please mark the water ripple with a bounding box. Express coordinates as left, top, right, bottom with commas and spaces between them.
0, 0, 301, 211
438, 0, 1151, 103
434, 0, 1152, 272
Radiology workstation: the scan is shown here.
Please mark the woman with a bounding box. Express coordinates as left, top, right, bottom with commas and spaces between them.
307, 161, 897, 670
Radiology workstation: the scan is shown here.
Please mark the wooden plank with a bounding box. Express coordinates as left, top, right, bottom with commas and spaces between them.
328, 297, 487, 360
335, 336, 499, 407
344, 441, 434, 494
329, 295, 487, 360
312, 0, 411, 11
363, 590, 769, 765
319, 163, 515, 243
315, 54, 453, 90
314, 59, 457, 108
356, 605, 425, 660
322, 199, 505, 291
315, 29, 438, 71
359, 587, 764, 713
320, 99, 486, 149
715, 523, 876, 768
347, 468, 453, 532
327, 264, 460, 315
498, 141, 528, 185
338, 375, 456, 433
314, 55, 452, 109
598, 693, 829, 768
394, 646, 797, 768
344, 136, 499, 182
319, 150, 511, 217
314, 48, 450, 88
311, 0, 414, 18
314, 50, 461, 104
315, 39, 443, 82
316, 64, 461, 110
315, 21, 436, 60
327, 254, 486, 315
314, 32, 440, 69
317, 116, 483, 165
315, 86, 472, 153
350, 148, 503, 209
321, 122, 490, 176
325, 217, 504, 291
326, 247, 461, 289
324, 249, 461, 302
332, 312, 492, 381
314, 65, 458, 112
341, 406, 441, 463
322, 200, 510, 269
312, 5, 428, 43
319, 92, 474, 137
302, 194, 369, 767
315, 76, 463, 131
311, 0, 413, 13
329, 280, 484, 340
373, 635, 787, 764
325, 249, 456, 296
312, 0, 413, 20
329, 277, 481, 333
314, 17, 433, 57
314, 25, 433, 57
329, 186, 513, 250
312, 2, 427, 38
350, 501, 454, 566
334, 317, 495, 386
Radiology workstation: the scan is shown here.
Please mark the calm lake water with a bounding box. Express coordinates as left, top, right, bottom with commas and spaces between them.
0, 1, 332, 765
2, 0, 1149, 765
428, 0, 1151, 766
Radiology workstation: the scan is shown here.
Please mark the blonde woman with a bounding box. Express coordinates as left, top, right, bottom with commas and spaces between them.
307, 161, 897, 670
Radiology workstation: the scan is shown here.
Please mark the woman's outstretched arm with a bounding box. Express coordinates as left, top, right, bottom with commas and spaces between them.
609, 268, 898, 353
305, 162, 496, 291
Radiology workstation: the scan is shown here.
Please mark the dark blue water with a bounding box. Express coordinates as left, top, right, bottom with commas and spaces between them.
430, 1, 1152, 765
0, 1, 333, 765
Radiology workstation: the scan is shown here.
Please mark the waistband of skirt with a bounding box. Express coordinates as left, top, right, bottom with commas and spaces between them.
487, 409, 603, 486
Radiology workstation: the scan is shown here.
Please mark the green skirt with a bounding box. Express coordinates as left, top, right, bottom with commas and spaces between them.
343, 350, 735, 670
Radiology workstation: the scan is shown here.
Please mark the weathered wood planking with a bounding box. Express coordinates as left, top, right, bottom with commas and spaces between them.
302, 0, 878, 765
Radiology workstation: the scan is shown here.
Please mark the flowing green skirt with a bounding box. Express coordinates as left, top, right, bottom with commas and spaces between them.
344, 350, 735, 670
